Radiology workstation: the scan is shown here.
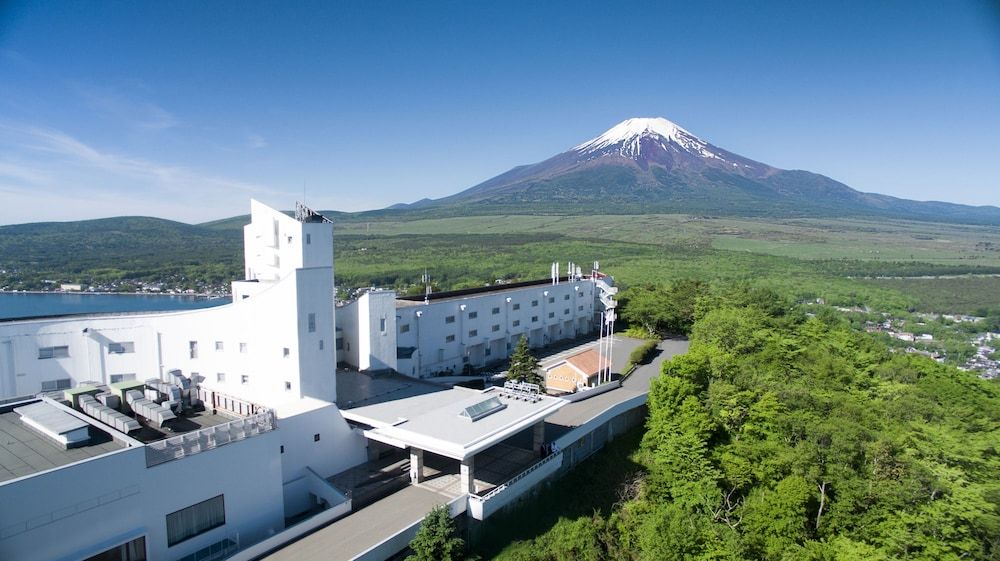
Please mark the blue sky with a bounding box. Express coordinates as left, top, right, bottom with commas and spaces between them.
1, 1, 998, 224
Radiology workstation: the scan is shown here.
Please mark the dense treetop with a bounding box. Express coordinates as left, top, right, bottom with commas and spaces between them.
493, 285, 1000, 560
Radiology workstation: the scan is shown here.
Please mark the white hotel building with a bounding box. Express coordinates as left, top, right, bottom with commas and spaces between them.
0, 200, 614, 561
338, 272, 600, 378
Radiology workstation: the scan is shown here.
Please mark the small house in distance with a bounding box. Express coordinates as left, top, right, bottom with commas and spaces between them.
545, 348, 603, 394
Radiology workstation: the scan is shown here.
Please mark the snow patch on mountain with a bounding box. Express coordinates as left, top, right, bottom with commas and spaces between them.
574, 117, 725, 161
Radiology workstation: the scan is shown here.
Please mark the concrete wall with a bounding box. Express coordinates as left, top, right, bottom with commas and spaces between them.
275, 400, 366, 516
335, 291, 397, 372
0, 430, 284, 561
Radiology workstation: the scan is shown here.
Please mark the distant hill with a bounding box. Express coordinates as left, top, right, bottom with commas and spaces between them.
0, 217, 242, 288
389, 117, 1000, 224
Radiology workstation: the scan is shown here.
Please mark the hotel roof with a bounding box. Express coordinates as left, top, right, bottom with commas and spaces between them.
341, 385, 566, 460
0, 400, 128, 484
395, 276, 586, 307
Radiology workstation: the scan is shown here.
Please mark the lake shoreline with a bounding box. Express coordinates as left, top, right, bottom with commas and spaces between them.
0, 290, 227, 298
0, 292, 230, 320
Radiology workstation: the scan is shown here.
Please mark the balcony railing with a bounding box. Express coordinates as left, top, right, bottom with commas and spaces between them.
471, 449, 563, 502
145, 409, 276, 467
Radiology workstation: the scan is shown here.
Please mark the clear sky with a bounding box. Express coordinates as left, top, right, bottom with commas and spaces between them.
1, 1, 998, 224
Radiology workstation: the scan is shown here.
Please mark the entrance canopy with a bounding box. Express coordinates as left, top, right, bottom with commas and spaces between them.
342, 385, 566, 460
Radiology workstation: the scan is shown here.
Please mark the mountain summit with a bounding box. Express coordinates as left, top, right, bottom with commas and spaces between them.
398, 117, 1000, 224
571, 117, 774, 177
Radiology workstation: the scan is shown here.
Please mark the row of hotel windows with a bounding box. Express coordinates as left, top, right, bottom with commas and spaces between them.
38, 341, 136, 359
212, 372, 294, 391
402, 306, 588, 336
40, 372, 136, 392
189, 341, 249, 358
190, 341, 326, 358
38, 337, 324, 362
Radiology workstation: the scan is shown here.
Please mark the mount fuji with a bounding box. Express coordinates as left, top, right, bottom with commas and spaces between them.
394, 117, 1000, 224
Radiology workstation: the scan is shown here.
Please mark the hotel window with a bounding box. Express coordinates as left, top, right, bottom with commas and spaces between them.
241, 375, 249, 385
492, 324, 500, 332
166, 495, 225, 547
548, 312, 555, 318
379, 318, 386, 333
469, 329, 478, 337
336, 338, 344, 350
468, 311, 478, 319
306, 233, 312, 245
285, 382, 292, 391
240, 342, 247, 353
217, 373, 226, 383
319, 340, 324, 350
38, 346, 69, 359
578, 291, 585, 297
314, 433, 321, 442
445, 315, 456, 324
513, 320, 520, 327
532, 316, 539, 322
283, 347, 290, 358
446, 334, 456, 343
531, 300, 538, 307
40, 378, 71, 391
578, 305, 584, 311
308, 313, 316, 333
492, 307, 500, 315
189, 341, 198, 359
107, 341, 135, 354
110, 373, 136, 384
215, 341, 224, 351
548, 297, 555, 303
564, 294, 570, 300
513, 303, 520, 310
400, 324, 410, 333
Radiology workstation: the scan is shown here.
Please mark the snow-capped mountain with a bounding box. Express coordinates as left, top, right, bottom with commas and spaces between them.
575, 117, 723, 161
394, 117, 1000, 224
570, 117, 774, 177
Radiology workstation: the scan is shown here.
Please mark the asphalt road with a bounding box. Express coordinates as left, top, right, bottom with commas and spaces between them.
545, 337, 689, 428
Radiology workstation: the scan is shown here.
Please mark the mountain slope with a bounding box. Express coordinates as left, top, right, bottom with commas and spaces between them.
0, 217, 241, 271
397, 117, 1000, 224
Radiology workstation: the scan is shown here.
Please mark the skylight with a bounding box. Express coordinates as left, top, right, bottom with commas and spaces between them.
459, 396, 507, 422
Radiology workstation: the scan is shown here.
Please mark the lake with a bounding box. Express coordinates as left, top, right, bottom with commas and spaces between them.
0, 292, 230, 320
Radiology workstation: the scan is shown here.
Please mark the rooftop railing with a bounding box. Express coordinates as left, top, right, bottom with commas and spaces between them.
144, 409, 276, 468
470, 449, 563, 502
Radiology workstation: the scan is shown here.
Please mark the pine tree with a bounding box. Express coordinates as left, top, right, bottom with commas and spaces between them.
406, 504, 467, 561
507, 335, 544, 390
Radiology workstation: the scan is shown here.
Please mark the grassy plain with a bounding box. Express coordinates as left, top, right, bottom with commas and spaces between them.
336, 213, 1000, 267
332, 213, 1000, 313
860, 275, 1000, 315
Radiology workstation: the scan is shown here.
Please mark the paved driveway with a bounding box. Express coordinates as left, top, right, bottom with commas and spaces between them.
545, 337, 689, 428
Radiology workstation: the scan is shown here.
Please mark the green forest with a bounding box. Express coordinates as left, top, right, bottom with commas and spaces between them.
475, 285, 999, 560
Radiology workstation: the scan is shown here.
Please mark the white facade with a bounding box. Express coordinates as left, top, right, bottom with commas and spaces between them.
1, 200, 337, 406
0, 424, 284, 561
336, 290, 397, 372
0, 200, 367, 561
343, 279, 599, 379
